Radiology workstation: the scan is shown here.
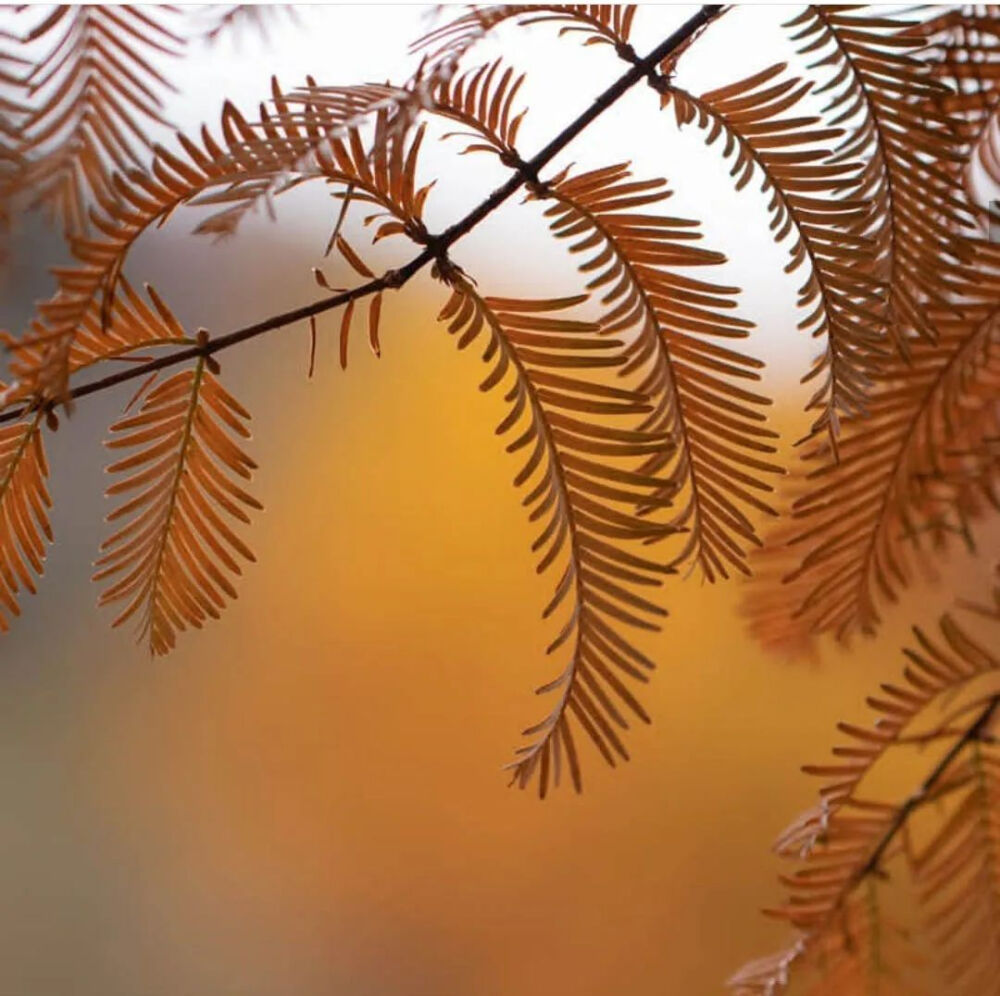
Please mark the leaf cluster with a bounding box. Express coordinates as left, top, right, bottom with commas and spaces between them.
0, 7, 999, 991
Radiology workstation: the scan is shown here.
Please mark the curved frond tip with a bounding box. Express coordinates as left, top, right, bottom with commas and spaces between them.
786, 7, 978, 354
6, 87, 429, 406
667, 60, 886, 453
95, 356, 262, 656
540, 162, 780, 581
0, 412, 52, 632
412, 5, 637, 84
5, 4, 183, 236
749, 290, 1000, 648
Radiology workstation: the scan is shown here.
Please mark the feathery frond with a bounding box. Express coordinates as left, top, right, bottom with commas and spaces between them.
95, 352, 261, 656
0, 411, 51, 633
412, 5, 637, 85
4, 93, 429, 405
730, 887, 925, 995
437, 273, 675, 795
912, 6, 1000, 217
753, 269, 1000, 645
7, 5, 183, 236
540, 163, 781, 579
202, 79, 418, 239
4, 277, 192, 394
731, 595, 1000, 994
430, 58, 528, 161
786, 7, 979, 351
0, 27, 27, 261
914, 744, 1000, 994
665, 63, 885, 453
192, 4, 297, 45
412, 59, 780, 580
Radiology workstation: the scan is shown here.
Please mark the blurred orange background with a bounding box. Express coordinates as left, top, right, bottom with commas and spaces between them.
1, 5, 996, 995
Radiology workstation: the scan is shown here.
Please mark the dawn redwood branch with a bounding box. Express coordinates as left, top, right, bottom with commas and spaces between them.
856, 691, 1000, 882
0, 4, 724, 426
776, 689, 1000, 974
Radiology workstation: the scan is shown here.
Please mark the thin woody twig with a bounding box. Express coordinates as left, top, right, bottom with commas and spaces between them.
0, 5, 724, 426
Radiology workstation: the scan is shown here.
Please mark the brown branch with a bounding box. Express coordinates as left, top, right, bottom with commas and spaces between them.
0, 5, 724, 426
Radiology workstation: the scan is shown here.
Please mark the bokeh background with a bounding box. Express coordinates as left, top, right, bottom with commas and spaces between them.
1, 5, 996, 995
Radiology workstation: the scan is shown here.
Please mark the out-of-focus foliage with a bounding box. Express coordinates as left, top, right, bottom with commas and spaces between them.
0, 6, 998, 992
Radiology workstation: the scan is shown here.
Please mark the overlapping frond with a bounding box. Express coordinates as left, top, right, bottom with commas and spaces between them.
731, 597, 1000, 994
6, 5, 183, 236
436, 273, 675, 795
192, 4, 297, 45
973, 103, 1000, 199
203, 79, 418, 238
495, 4, 635, 49
730, 888, 925, 996
0, 411, 51, 633
0, 27, 27, 261
802, 609, 997, 820
666, 64, 885, 452
787, 7, 979, 351
740, 519, 824, 661
915, 746, 1000, 994
751, 269, 1000, 645
430, 58, 528, 161
0, 27, 26, 138
412, 5, 636, 84
96, 354, 261, 656
411, 64, 779, 581
911, 6, 1000, 215
5, 93, 429, 406
4, 277, 191, 394
540, 163, 780, 580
